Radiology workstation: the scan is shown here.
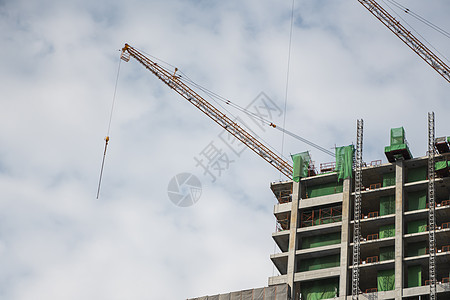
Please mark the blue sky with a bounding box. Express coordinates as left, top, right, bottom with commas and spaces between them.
1, 0, 450, 299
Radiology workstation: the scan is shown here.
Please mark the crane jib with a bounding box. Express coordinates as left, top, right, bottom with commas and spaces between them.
123, 45, 294, 179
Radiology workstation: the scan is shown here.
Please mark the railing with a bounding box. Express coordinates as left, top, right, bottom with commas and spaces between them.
319, 162, 335, 173
369, 183, 381, 190
366, 233, 379, 241
369, 160, 382, 167
365, 256, 379, 264
300, 206, 342, 227
363, 211, 379, 219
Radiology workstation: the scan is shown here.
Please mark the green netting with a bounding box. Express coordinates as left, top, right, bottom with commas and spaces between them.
335, 145, 354, 181
306, 182, 343, 198
292, 152, 311, 182
390, 127, 405, 145
448, 136, 450, 143
384, 143, 413, 161
406, 241, 427, 257
407, 219, 427, 234
436, 161, 448, 171
299, 254, 340, 272
407, 190, 427, 211
408, 265, 422, 287
382, 172, 396, 187
379, 195, 395, 216
301, 278, 339, 300
379, 246, 395, 261
377, 269, 395, 291
407, 166, 427, 182
379, 224, 395, 239
384, 144, 407, 152
301, 232, 341, 249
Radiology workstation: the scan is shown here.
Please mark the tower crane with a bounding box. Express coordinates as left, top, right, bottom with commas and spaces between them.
357, 0, 450, 83
120, 44, 294, 178
356, 2, 445, 299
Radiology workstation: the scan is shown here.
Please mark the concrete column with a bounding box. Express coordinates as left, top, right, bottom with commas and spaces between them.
394, 161, 405, 299
339, 178, 351, 299
287, 181, 300, 299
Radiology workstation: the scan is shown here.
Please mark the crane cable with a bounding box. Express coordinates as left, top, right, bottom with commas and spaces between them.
181, 73, 335, 157
281, 0, 296, 176
385, 0, 450, 40
96, 55, 122, 199
380, 0, 450, 65
132, 47, 335, 158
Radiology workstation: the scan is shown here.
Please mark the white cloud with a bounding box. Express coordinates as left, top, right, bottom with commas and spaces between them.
1, 0, 449, 299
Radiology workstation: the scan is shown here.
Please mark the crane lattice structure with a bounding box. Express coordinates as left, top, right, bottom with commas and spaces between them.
428, 112, 436, 300
352, 119, 363, 300
121, 44, 293, 178
357, 0, 450, 83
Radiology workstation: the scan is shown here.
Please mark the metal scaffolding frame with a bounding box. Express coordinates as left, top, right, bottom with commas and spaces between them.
428, 112, 436, 300
352, 119, 363, 299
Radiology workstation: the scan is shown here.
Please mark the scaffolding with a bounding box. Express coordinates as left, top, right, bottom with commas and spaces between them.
319, 162, 336, 173
428, 112, 436, 300
352, 119, 363, 299
276, 212, 290, 231
300, 206, 342, 227
273, 187, 292, 204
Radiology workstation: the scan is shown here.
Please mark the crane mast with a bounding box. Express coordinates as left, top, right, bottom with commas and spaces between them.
357, 0, 450, 83
121, 44, 293, 179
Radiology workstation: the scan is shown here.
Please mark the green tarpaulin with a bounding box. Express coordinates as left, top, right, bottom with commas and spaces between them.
335, 145, 354, 181
301, 278, 338, 300
436, 161, 448, 171
407, 166, 427, 182
382, 172, 396, 187
384, 144, 408, 152
377, 269, 395, 291
391, 127, 405, 145
408, 190, 427, 211
379, 224, 395, 239
380, 195, 395, 216
384, 143, 413, 160
301, 232, 341, 249
292, 152, 311, 182
380, 246, 395, 261
406, 241, 427, 257
299, 254, 340, 272
306, 182, 343, 198
408, 265, 422, 287
407, 219, 427, 234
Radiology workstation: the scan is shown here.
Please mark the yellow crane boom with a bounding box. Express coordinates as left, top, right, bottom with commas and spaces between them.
121, 44, 293, 178
357, 0, 450, 83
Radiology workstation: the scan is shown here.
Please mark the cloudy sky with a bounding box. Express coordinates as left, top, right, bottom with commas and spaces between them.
1, 0, 449, 299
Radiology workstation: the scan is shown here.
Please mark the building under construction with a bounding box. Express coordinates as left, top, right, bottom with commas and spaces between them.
268, 123, 450, 300
117, 1, 450, 299
188, 122, 450, 300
